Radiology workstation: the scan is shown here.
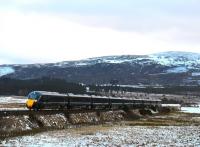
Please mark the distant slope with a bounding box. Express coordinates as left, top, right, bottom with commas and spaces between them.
1, 51, 200, 86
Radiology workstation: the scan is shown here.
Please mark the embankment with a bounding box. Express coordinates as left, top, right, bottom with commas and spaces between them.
0, 107, 174, 139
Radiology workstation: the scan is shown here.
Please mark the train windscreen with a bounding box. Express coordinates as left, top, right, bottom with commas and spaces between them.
27, 91, 41, 100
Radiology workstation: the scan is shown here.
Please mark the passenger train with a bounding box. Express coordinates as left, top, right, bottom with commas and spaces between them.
26, 91, 161, 110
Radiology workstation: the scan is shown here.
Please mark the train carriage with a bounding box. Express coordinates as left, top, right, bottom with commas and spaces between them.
68, 95, 92, 109
27, 91, 68, 110
26, 91, 161, 110
91, 96, 110, 109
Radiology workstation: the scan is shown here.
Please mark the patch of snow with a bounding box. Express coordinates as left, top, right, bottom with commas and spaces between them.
54, 62, 70, 67
191, 72, 200, 76
181, 106, 200, 114
166, 67, 188, 73
162, 104, 181, 107
0, 97, 26, 104
100, 84, 147, 88
102, 58, 135, 64
149, 54, 173, 65
0, 108, 26, 110
149, 51, 200, 67
75, 63, 88, 66
0, 67, 15, 77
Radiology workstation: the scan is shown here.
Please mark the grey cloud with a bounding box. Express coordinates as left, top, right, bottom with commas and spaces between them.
1, 0, 200, 58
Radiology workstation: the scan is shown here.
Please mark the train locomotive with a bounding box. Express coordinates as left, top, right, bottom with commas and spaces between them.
26, 91, 161, 110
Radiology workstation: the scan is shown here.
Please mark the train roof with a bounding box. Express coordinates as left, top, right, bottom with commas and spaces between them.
28, 91, 161, 101
31, 91, 67, 97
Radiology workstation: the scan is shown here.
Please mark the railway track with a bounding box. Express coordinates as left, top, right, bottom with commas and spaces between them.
0, 108, 118, 117
0, 103, 159, 117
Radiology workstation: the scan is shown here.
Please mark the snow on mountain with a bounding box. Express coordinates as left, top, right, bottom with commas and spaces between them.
0, 67, 15, 77
85, 52, 200, 75
149, 51, 200, 66
64, 51, 200, 74
191, 72, 200, 76
57, 51, 200, 68
166, 66, 188, 73
1, 51, 200, 85
2, 51, 200, 69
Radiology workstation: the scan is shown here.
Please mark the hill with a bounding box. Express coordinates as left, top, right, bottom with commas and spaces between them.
1, 51, 200, 86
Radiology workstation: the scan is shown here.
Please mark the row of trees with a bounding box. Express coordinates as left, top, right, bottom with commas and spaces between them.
0, 77, 86, 96
1, 76, 200, 96
89, 85, 200, 96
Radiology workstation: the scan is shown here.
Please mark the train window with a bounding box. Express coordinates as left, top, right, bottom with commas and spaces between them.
39, 95, 47, 102
93, 98, 108, 103
70, 97, 91, 102
44, 95, 65, 102
28, 92, 40, 100
110, 98, 123, 103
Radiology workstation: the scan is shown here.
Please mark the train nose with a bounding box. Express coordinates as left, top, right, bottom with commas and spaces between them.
26, 99, 36, 109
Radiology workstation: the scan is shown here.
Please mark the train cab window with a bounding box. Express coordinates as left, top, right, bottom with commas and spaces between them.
28, 92, 40, 100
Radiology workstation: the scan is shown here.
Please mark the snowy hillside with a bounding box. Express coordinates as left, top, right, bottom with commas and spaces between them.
1, 51, 200, 86
56, 51, 200, 68
0, 67, 15, 77
1, 51, 200, 69
149, 51, 200, 66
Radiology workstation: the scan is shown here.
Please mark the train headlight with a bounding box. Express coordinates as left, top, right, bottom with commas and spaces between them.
26, 99, 37, 109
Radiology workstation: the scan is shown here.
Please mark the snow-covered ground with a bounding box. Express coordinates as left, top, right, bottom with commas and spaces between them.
1, 126, 200, 146
162, 104, 181, 107
181, 105, 200, 114
0, 96, 26, 104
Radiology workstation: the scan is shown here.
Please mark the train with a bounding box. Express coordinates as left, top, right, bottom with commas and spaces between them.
26, 91, 161, 110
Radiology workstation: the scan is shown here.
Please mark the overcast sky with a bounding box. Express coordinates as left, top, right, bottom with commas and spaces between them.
1, 0, 200, 64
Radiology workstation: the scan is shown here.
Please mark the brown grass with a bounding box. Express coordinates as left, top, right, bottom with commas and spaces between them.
124, 112, 200, 126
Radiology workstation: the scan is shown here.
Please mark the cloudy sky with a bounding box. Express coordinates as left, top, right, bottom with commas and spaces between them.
1, 0, 200, 64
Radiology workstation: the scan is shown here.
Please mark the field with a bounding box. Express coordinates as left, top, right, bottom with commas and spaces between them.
1, 112, 200, 146
0, 95, 200, 146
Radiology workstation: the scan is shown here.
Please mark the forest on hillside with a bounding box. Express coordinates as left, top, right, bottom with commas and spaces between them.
0, 77, 86, 96
1, 77, 200, 96
89, 85, 200, 96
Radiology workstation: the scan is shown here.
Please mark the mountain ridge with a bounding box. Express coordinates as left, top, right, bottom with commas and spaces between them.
1, 51, 200, 86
